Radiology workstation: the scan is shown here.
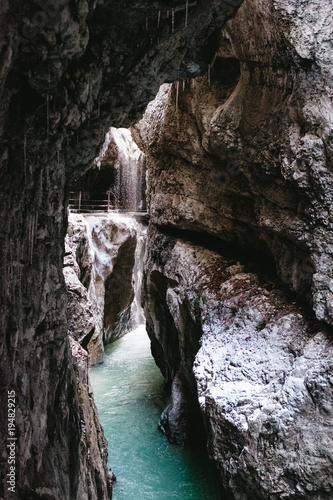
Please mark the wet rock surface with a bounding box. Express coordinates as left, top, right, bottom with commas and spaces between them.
64, 213, 137, 364
143, 227, 333, 499
137, 6, 333, 495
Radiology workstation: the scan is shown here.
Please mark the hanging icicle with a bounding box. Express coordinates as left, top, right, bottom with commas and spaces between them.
172, 9, 175, 33
175, 81, 180, 111
211, 52, 217, 68
157, 10, 161, 28
29, 216, 35, 265
183, 79, 186, 91
185, 0, 189, 28
146, 16, 149, 31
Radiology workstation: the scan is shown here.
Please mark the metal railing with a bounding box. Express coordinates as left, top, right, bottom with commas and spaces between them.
69, 192, 148, 215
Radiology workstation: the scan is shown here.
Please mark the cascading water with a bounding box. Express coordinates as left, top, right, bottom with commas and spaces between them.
95, 127, 146, 212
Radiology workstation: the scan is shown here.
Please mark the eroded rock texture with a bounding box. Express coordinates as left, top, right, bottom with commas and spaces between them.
139, 0, 333, 499
143, 228, 333, 499
137, 0, 333, 323
0, 0, 244, 498
64, 213, 138, 364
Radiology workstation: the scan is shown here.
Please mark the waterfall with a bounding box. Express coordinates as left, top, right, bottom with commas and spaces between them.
94, 127, 146, 212
112, 128, 145, 212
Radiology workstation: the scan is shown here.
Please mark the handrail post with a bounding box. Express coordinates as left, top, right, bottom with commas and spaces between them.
107, 190, 111, 212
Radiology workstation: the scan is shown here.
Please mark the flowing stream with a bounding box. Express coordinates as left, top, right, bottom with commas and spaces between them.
90, 324, 221, 500
89, 129, 221, 499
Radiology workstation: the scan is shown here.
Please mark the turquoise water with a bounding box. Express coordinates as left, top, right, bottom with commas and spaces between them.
90, 325, 222, 500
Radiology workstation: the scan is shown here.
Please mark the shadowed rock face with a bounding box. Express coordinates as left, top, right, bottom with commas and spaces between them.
0, 0, 245, 498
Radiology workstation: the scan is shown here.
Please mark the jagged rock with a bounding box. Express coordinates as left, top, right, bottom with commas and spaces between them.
64, 213, 137, 364
143, 227, 333, 499
68, 337, 114, 500
137, 0, 333, 327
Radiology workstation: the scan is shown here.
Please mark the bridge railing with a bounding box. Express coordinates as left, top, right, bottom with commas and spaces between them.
69, 192, 147, 214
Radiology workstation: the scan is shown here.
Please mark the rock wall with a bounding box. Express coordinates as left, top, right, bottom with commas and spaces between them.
64, 213, 138, 365
0, 0, 245, 498
139, 0, 333, 498
137, 0, 333, 323
143, 228, 333, 499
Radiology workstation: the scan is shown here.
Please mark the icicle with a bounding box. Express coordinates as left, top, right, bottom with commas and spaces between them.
175, 81, 179, 111
146, 16, 148, 31
35, 213, 38, 245
208, 63, 211, 86
185, 0, 189, 28
157, 10, 161, 28
183, 79, 186, 91
29, 216, 35, 265
172, 9, 175, 33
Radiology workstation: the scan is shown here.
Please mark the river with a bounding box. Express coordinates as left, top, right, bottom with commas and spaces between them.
90, 324, 222, 500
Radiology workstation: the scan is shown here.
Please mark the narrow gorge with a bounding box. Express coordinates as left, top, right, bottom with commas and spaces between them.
0, 1, 332, 499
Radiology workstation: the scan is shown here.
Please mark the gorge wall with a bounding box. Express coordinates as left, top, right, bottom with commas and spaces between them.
64, 213, 138, 365
137, 0, 333, 498
0, 0, 244, 498
1, 0, 332, 499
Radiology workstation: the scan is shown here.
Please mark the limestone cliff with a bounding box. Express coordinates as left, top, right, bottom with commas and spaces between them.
137, 0, 333, 324
64, 213, 138, 365
143, 228, 333, 499
138, 0, 333, 498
